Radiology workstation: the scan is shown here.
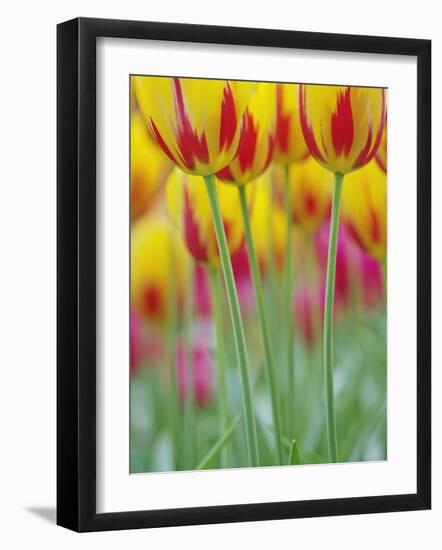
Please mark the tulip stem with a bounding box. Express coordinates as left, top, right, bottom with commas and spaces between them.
208, 266, 230, 468
283, 164, 295, 438
323, 172, 344, 463
166, 241, 181, 470
184, 261, 196, 468
238, 185, 283, 464
204, 174, 260, 467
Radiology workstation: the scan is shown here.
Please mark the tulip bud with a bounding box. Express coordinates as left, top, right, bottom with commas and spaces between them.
131, 112, 173, 221
217, 83, 276, 185
299, 85, 386, 174
341, 160, 387, 259
131, 216, 189, 323
282, 157, 333, 233
274, 83, 309, 164
166, 168, 246, 268
231, 245, 256, 312
134, 76, 257, 176
249, 172, 286, 274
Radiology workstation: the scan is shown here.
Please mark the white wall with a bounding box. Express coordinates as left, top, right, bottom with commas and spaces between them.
0, 1, 439, 548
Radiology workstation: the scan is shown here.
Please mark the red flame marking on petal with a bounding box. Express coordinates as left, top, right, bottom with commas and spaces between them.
299, 85, 325, 163
143, 284, 164, 319
172, 78, 210, 170
219, 83, 237, 151
216, 164, 235, 182
237, 110, 258, 173
304, 192, 317, 216
149, 118, 178, 164
183, 186, 210, 262
275, 85, 290, 154
331, 87, 354, 157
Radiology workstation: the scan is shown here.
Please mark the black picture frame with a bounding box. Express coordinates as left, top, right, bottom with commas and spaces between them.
57, 17, 431, 532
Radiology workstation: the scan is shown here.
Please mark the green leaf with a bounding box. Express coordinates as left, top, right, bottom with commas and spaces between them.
195, 416, 241, 470
288, 439, 301, 465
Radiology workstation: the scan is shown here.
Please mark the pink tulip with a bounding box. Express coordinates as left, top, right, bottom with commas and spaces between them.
358, 251, 384, 308
231, 244, 255, 312
176, 342, 214, 408
315, 221, 384, 314
130, 310, 144, 374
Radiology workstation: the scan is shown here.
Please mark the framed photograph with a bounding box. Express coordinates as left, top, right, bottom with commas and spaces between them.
57, 17, 431, 532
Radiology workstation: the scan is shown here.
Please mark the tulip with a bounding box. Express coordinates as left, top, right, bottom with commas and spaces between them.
358, 252, 384, 309
216, 81, 286, 459
176, 342, 214, 408
217, 83, 276, 185
131, 112, 173, 221
134, 75, 260, 466
166, 168, 245, 267
342, 160, 387, 259
274, 83, 309, 164
299, 85, 386, 175
282, 156, 333, 233
230, 245, 260, 313
130, 309, 144, 374
299, 84, 386, 463
133, 76, 256, 176
315, 221, 384, 311
249, 173, 286, 274
376, 121, 387, 173
272, 84, 311, 439
131, 216, 189, 324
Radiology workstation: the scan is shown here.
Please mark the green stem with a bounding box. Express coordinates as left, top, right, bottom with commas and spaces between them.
323, 171, 344, 463
267, 183, 279, 357
204, 174, 259, 467
184, 262, 196, 468
208, 267, 229, 468
283, 164, 295, 437
238, 185, 283, 464
166, 240, 180, 470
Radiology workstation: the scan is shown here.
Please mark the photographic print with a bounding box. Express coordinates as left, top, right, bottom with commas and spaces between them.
129, 76, 387, 474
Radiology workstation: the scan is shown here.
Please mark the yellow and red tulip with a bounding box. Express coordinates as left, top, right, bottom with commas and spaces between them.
217, 83, 276, 185
249, 172, 286, 273
131, 112, 174, 221
131, 215, 189, 323
299, 85, 386, 174
133, 76, 257, 176
341, 160, 387, 259
166, 168, 246, 268
281, 156, 333, 233
274, 83, 309, 164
